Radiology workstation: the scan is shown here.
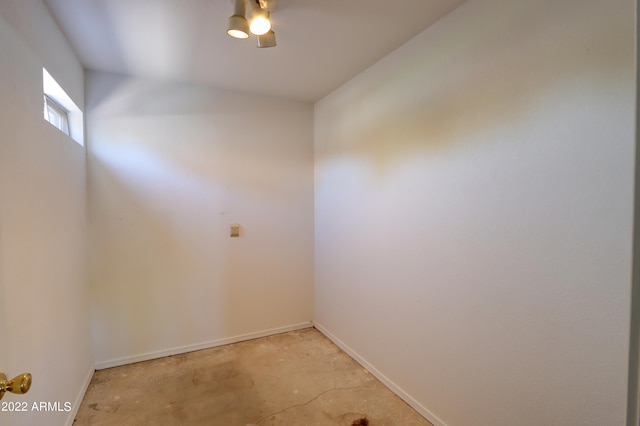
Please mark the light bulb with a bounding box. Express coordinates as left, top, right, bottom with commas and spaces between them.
228, 28, 249, 39
250, 16, 271, 35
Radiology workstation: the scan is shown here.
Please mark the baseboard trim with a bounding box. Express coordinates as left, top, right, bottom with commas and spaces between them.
94, 321, 314, 370
313, 322, 447, 426
65, 365, 94, 426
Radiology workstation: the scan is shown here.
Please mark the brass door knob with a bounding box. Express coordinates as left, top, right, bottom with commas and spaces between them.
0, 373, 32, 400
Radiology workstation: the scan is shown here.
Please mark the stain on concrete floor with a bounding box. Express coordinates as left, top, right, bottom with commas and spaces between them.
74, 328, 433, 426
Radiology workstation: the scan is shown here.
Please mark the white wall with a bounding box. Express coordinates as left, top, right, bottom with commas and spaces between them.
86, 71, 314, 367
314, 0, 636, 425
0, 1, 93, 425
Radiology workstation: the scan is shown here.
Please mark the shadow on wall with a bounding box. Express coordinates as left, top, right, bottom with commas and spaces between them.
85, 71, 314, 364
86, 71, 309, 199
87, 150, 228, 357
315, 0, 630, 175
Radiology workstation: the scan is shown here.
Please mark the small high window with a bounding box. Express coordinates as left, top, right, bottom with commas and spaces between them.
44, 95, 69, 135
42, 68, 84, 146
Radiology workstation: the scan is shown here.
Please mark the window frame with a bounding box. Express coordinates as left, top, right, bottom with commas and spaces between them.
43, 94, 70, 136
42, 67, 84, 146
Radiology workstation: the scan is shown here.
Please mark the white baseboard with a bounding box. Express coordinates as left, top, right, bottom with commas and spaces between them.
65, 365, 95, 426
94, 321, 314, 370
313, 322, 447, 426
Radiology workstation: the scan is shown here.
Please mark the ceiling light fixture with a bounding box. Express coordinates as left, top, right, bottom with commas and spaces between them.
227, 0, 249, 38
246, 0, 271, 36
227, 0, 276, 47
256, 30, 276, 48
227, 0, 249, 39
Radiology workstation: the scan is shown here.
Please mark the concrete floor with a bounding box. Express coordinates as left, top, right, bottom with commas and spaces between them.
74, 327, 433, 426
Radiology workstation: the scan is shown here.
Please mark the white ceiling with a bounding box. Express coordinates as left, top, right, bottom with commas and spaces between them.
44, 0, 466, 102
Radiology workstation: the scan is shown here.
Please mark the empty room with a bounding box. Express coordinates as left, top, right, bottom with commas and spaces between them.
0, 0, 637, 425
